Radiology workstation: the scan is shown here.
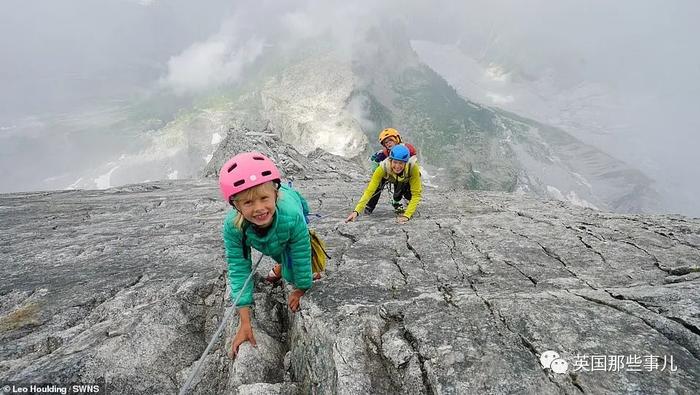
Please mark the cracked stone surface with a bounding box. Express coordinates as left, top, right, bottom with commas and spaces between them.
2, 126, 699, 394
297, 188, 700, 394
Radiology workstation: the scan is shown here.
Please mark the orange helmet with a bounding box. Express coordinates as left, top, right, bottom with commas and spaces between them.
378, 128, 402, 144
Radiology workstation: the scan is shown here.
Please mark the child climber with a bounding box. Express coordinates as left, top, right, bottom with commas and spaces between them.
219, 152, 313, 356
347, 145, 422, 224
366, 128, 418, 214
369, 127, 418, 168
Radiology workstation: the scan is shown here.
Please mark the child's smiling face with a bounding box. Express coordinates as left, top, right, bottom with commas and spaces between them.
234, 182, 277, 227
382, 137, 398, 149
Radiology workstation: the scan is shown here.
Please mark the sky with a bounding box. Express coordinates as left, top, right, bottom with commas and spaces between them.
1, 0, 698, 215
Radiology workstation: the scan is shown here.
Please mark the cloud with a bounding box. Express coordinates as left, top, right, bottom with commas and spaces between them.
3, 0, 698, 214
346, 94, 376, 132
159, 0, 392, 95
161, 24, 264, 94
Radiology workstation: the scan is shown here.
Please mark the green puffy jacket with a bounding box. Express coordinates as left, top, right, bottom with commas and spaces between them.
222, 184, 312, 307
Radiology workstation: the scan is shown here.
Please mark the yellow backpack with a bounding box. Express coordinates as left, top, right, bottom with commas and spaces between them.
309, 229, 330, 273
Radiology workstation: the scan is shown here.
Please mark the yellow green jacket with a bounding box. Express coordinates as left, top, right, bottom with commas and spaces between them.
354, 159, 422, 218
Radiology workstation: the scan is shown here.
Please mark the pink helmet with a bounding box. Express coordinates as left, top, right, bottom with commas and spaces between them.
218, 152, 281, 202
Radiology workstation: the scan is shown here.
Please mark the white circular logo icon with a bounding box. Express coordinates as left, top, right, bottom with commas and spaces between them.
540, 350, 560, 369
550, 358, 569, 374
249, 175, 257, 181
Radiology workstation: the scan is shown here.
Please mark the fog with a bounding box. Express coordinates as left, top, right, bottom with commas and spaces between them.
1, 0, 698, 215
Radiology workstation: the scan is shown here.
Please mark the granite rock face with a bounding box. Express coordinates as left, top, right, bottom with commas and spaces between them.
296, 189, 700, 394
200, 123, 368, 184
1, 136, 699, 394
0, 181, 232, 394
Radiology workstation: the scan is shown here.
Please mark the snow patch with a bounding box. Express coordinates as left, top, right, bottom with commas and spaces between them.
514, 185, 529, 195
67, 178, 84, 190
571, 171, 593, 189
419, 167, 439, 188
566, 190, 598, 210
244, 132, 277, 137
95, 166, 120, 189
547, 185, 598, 209
211, 132, 222, 145
547, 185, 565, 200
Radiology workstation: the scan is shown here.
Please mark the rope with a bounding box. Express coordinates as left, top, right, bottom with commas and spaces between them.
365, 178, 392, 204
178, 252, 265, 395
360, 179, 393, 212
306, 213, 333, 222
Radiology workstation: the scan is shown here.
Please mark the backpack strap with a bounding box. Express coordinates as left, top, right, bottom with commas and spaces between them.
383, 156, 417, 181
381, 158, 391, 176
241, 222, 251, 261
406, 156, 418, 178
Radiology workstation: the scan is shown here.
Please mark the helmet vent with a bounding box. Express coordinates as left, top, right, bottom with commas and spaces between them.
233, 180, 245, 187
227, 163, 238, 173
261, 170, 272, 176
252, 156, 264, 161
